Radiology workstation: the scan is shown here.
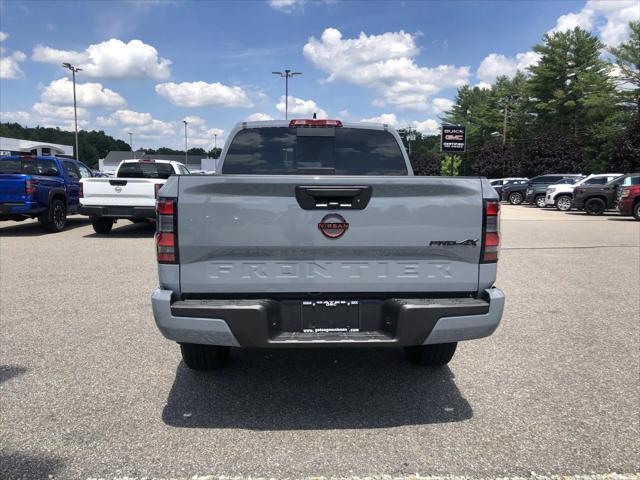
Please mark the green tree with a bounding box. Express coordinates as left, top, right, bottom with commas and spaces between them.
610, 21, 640, 114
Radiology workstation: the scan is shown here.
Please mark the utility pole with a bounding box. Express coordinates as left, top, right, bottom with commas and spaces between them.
502, 96, 511, 145
214, 133, 217, 150
62, 62, 82, 159
272, 69, 302, 120
183, 120, 188, 166
129, 132, 134, 159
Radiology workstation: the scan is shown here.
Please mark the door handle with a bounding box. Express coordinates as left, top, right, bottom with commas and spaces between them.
295, 186, 372, 210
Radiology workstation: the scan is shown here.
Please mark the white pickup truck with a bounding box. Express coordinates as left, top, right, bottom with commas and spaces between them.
80, 159, 189, 234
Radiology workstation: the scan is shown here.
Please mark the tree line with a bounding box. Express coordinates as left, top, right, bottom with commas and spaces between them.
0, 123, 221, 168
403, 22, 639, 177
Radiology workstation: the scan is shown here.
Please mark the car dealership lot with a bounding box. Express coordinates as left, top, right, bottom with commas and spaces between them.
1, 206, 638, 479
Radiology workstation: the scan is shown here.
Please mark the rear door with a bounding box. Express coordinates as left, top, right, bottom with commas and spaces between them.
61, 160, 81, 211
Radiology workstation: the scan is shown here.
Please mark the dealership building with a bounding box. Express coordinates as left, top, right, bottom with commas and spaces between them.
0, 137, 74, 157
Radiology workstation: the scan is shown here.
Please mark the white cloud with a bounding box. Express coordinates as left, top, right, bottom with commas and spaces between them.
476, 51, 540, 83
97, 109, 174, 139
360, 113, 399, 126
303, 28, 470, 111
32, 39, 171, 80
0, 32, 8, 42
412, 118, 440, 136
1, 102, 90, 130
338, 109, 349, 118
549, 0, 640, 46
431, 97, 454, 114
276, 96, 327, 118
268, 0, 301, 12
155, 81, 253, 108
0, 50, 27, 79
247, 112, 274, 121
550, 8, 595, 34
32, 102, 89, 121
0, 110, 32, 124
474, 82, 493, 90
41, 78, 126, 109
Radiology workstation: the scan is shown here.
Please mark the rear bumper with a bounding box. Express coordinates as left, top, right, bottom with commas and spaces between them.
151, 288, 505, 347
79, 205, 155, 219
0, 202, 46, 216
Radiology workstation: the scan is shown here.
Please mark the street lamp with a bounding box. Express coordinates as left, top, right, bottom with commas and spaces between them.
272, 69, 302, 120
62, 62, 82, 159
214, 133, 217, 150
182, 120, 188, 166
407, 128, 417, 157
128, 132, 134, 159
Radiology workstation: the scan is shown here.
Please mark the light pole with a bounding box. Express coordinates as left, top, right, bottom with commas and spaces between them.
182, 120, 188, 166
407, 128, 417, 157
128, 132, 134, 159
62, 62, 82, 159
272, 69, 302, 120
214, 133, 217, 150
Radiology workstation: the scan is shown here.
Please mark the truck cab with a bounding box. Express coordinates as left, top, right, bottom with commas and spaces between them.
0, 155, 93, 232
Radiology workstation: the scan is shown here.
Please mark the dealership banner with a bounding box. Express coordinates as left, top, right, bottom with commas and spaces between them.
441, 125, 466, 152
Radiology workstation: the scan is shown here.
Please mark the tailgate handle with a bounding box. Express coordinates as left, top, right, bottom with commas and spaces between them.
295, 186, 372, 210
109, 180, 127, 186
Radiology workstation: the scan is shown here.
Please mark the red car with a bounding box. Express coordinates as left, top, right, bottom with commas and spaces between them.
617, 176, 640, 220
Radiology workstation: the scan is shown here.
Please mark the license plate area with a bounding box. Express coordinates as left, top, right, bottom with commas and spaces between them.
301, 300, 360, 333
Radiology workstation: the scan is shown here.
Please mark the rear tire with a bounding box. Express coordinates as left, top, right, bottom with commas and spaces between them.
180, 343, 230, 370
92, 217, 114, 234
404, 342, 457, 367
585, 197, 606, 215
555, 195, 572, 211
633, 202, 640, 221
535, 195, 546, 208
508, 192, 523, 205
41, 199, 67, 233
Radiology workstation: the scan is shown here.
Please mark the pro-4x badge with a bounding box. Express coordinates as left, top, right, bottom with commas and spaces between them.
429, 239, 478, 246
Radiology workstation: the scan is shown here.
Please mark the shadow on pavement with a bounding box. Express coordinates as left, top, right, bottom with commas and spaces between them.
83, 220, 155, 238
0, 365, 27, 385
564, 211, 620, 217
606, 217, 636, 222
0, 451, 64, 480
0, 218, 90, 237
162, 348, 473, 430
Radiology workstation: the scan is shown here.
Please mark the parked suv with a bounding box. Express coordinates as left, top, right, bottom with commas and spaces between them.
525, 174, 583, 207
0, 155, 93, 232
489, 178, 528, 197
617, 175, 640, 220
573, 174, 640, 215
545, 174, 621, 211
500, 179, 530, 204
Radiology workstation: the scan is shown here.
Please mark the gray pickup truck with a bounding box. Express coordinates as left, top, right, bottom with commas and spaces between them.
151, 119, 505, 370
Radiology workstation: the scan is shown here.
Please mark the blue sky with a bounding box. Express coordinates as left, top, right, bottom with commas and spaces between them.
0, 0, 637, 150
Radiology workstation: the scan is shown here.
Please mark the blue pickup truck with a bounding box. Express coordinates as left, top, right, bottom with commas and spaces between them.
0, 155, 93, 232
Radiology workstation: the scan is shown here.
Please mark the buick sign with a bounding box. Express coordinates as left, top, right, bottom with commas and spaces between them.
441, 125, 466, 152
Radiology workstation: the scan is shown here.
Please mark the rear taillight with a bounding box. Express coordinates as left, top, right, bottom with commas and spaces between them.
154, 183, 163, 198
619, 187, 629, 198
25, 179, 37, 195
481, 200, 500, 263
289, 119, 343, 127
79, 182, 84, 198
156, 197, 177, 264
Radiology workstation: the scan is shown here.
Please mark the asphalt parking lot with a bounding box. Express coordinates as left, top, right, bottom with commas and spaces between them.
1, 205, 638, 479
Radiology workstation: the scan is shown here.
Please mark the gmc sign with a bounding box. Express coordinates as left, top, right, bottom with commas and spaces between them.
441, 125, 466, 152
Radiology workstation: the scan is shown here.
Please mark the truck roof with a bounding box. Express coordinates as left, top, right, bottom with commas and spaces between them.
235, 119, 393, 131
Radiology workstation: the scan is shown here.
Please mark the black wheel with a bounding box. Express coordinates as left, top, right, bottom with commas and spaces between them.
633, 202, 640, 221
508, 192, 523, 205
535, 195, 546, 208
584, 197, 606, 215
92, 217, 114, 234
41, 199, 67, 232
555, 195, 572, 211
180, 343, 230, 370
404, 342, 457, 367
